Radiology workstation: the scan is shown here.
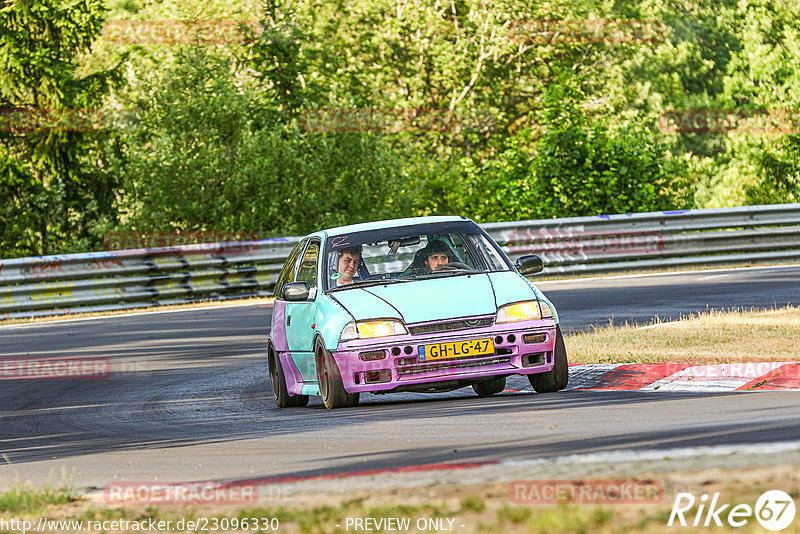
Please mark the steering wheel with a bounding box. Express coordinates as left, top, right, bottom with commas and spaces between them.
438, 262, 474, 272
365, 273, 392, 281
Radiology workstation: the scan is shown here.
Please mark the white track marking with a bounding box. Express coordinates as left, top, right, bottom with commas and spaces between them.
508, 439, 800, 466
636, 321, 682, 330
696, 273, 730, 281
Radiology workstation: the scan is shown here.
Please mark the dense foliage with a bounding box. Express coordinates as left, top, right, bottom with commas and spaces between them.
0, 0, 118, 256
0, 0, 797, 257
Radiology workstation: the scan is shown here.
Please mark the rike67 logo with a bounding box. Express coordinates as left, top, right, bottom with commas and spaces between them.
669, 490, 796, 531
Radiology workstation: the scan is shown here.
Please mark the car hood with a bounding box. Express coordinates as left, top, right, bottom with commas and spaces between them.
330, 271, 536, 324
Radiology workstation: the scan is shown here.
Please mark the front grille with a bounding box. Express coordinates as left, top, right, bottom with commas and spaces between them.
397, 356, 512, 376
408, 317, 493, 335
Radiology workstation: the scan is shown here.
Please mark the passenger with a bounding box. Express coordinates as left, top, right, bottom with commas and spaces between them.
334, 245, 362, 286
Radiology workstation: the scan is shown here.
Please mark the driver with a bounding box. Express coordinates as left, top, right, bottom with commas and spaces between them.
421, 239, 452, 272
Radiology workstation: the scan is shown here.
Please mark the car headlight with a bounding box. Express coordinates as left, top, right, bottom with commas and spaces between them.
340, 319, 407, 341
496, 300, 553, 323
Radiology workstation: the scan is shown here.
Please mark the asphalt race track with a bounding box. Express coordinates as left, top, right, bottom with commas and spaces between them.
1, 265, 799, 490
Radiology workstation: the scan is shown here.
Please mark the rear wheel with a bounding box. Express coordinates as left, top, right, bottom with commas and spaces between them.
528, 325, 569, 393
269, 348, 309, 408
472, 376, 506, 397
316, 340, 360, 409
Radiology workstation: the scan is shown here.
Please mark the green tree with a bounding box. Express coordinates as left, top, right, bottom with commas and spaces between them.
722, 0, 800, 204
468, 72, 693, 221
107, 46, 414, 236
7, 0, 792, 260
745, 135, 800, 204
0, 0, 119, 257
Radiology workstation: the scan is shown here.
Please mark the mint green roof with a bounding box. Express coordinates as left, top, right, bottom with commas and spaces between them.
319, 216, 470, 237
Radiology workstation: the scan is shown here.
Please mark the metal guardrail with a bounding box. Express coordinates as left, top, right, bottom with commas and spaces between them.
484, 203, 800, 273
0, 240, 300, 320
2, 204, 799, 319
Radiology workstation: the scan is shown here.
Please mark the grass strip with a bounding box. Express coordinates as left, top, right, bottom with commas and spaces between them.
565, 305, 800, 365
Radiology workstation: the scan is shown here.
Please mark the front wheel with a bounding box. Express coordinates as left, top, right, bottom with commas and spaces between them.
472, 376, 506, 397
528, 325, 569, 393
316, 340, 360, 409
269, 348, 309, 408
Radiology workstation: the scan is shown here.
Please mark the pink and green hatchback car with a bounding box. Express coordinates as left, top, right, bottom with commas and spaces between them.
267, 216, 569, 409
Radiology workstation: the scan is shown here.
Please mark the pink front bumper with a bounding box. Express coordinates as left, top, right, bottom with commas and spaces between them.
333, 319, 558, 394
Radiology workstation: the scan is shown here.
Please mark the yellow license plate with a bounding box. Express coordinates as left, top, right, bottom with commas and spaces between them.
418, 338, 495, 362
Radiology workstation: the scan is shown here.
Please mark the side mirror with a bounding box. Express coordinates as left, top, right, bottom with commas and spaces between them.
515, 255, 544, 275
282, 281, 310, 301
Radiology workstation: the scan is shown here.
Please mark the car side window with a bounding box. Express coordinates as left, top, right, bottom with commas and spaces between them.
274, 240, 306, 298
295, 239, 320, 290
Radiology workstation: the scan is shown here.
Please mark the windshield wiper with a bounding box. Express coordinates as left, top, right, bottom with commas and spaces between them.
328, 279, 395, 292
403, 270, 475, 280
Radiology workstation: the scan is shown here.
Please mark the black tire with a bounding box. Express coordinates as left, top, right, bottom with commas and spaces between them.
472, 376, 506, 397
268, 347, 309, 408
315, 340, 360, 409
528, 325, 569, 393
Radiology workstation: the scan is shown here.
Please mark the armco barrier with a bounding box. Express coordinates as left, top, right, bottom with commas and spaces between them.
482, 203, 800, 274
0, 239, 300, 320
1, 204, 799, 319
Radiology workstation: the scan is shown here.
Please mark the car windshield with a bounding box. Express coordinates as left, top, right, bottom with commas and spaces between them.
324, 221, 510, 292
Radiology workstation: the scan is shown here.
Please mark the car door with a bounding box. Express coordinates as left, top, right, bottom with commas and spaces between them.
270, 239, 306, 354
285, 238, 321, 382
